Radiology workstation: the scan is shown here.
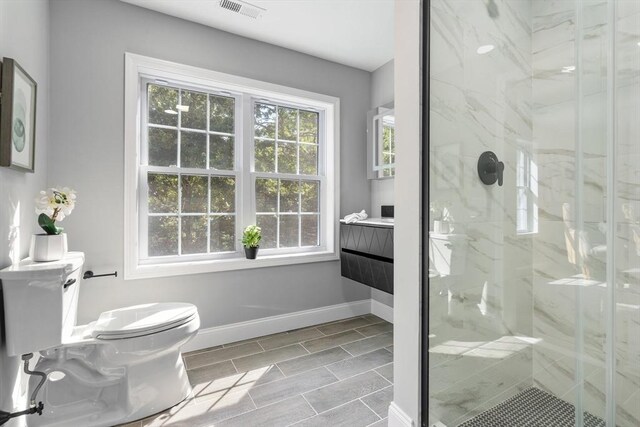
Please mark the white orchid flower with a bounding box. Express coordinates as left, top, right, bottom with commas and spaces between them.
35, 187, 77, 222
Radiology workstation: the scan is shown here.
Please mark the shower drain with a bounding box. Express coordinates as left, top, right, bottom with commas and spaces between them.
457, 387, 606, 427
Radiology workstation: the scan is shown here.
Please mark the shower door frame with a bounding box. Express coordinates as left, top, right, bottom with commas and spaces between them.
420, 0, 430, 426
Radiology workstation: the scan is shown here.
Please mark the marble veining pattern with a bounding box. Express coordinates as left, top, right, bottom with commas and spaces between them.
429, 0, 639, 426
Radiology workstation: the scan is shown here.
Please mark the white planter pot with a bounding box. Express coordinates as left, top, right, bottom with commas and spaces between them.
433, 220, 451, 235
29, 233, 68, 262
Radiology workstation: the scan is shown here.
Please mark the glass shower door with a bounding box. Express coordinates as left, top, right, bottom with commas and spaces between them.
424, 0, 639, 426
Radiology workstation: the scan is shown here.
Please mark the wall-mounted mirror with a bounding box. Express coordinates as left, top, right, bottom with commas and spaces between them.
367, 104, 395, 179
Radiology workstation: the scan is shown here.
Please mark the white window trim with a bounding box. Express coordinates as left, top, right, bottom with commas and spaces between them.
124, 53, 340, 280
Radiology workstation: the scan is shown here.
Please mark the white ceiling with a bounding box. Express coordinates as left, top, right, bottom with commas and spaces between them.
120, 0, 394, 72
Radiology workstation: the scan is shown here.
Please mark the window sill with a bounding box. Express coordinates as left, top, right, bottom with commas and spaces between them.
517, 231, 538, 237
124, 251, 339, 280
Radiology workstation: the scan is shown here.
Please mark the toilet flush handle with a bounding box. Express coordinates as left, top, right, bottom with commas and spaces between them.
63, 278, 76, 290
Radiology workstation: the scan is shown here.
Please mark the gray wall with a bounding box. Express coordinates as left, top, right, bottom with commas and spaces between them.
371, 60, 394, 109
370, 60, 395, 308
48, 0, 372, 329
0, 0, 50, 418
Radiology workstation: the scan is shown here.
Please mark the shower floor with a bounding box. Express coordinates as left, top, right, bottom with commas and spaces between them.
457, 387, 606, 427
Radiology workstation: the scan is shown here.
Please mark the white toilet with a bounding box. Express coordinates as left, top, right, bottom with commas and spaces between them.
0, 252, 200, 427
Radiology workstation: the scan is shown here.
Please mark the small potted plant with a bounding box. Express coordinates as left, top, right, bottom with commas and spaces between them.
242, 225, 261, 259
430, 200, 453, 234
30, 187, 77, 261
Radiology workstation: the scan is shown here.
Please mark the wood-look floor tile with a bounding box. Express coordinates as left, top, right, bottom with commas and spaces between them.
342, 332, 393, 357
361, 385, 393, 418
215, 395, 315, 427
187, 360, 237, 386
326, 348, 393, 380
278, 346, 351, 377
291, 399, 380, 427
303, 371, 390, 413
182, 345, 222, 357
232, 344, 308, 372
134, 318, 394, 427
356, 322, 393, 337
317, 317, 376, 335
185, 342, 263, 369
375, 363, 394, 383
361, 314, 385, 324
141, 387, 255, 426
302, 330, 366, 353
249, 367, 337, 407
258, 327, 324, 351
191, 364, 284, 402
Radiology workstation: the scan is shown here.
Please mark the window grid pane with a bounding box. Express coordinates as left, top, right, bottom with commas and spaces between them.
254, 102, 319, 176
145, 82, 238, 258
255, 177, 321, 250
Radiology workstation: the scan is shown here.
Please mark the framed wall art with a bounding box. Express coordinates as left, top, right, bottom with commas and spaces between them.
0, 57, 37, 172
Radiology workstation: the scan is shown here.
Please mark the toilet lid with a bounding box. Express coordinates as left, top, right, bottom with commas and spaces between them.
92, 303, 197, 339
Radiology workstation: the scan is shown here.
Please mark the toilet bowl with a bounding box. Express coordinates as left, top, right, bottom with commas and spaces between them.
0, 252, 200, 427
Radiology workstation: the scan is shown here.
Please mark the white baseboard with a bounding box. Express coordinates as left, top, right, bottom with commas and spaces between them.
371, 299, 394, 323
183, 299, 373, 352
388, 402, 414, 427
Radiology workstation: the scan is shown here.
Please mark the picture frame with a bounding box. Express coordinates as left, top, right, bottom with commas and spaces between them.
0, 57, 37, 173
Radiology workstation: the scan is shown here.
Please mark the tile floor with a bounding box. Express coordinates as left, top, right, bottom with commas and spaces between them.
119, 314, 393, 427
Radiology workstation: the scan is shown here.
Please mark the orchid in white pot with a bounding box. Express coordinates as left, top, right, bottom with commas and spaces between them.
30, 187, 77, 261
35, 187, 77, 235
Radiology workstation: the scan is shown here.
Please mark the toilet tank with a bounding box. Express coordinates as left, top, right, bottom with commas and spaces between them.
0, 252, 84, 357
429, 233, 468, 277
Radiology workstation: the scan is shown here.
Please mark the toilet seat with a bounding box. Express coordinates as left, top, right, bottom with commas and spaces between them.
92, 303, 198, 340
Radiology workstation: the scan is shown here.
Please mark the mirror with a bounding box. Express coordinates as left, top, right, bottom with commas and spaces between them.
367, 104, 395, 179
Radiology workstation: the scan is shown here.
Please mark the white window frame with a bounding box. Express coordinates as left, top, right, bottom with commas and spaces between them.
124, 53, 340, 280
516, 143, 539, 236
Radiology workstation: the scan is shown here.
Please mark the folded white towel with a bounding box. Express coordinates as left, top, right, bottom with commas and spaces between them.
343, 210, 368, 224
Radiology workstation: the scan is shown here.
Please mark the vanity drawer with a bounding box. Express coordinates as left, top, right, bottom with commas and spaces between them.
340, 250, 393, 295
340, 223, 394, 295
340, 224, 394, 259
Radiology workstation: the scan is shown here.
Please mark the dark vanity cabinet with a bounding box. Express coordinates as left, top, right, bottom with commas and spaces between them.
340, 223, 394, 294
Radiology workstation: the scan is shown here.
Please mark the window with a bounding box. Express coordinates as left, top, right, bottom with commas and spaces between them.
143, 84, 238, 258
516, 146, 538, 235
380, 114, 396, 177
124, 54, 339, 279
253, 102, 321, 249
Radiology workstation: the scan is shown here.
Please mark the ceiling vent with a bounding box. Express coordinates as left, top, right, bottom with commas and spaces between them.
219, 0, 265, 19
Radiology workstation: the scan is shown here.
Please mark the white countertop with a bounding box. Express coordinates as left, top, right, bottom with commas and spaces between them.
340, 217, 394, 228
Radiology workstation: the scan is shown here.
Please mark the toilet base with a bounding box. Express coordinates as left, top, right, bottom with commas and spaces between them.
26, 317, 199, 427
27, 349, 192, 427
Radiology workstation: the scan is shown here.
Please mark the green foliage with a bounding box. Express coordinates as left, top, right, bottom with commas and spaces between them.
38, 213, 63, 235
145, 85, 321, 256
242, 225, 262, 248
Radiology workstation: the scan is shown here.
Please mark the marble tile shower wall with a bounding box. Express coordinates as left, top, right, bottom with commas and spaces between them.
614, 4, 640, 426
531, 1, 640, 426
429, 0, 639, 426
615, 3, 640, 423
428, 0, 534, 425
531, 0, 606, 422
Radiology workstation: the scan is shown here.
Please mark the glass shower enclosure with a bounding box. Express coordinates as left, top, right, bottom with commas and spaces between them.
424, 0, 639, 425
